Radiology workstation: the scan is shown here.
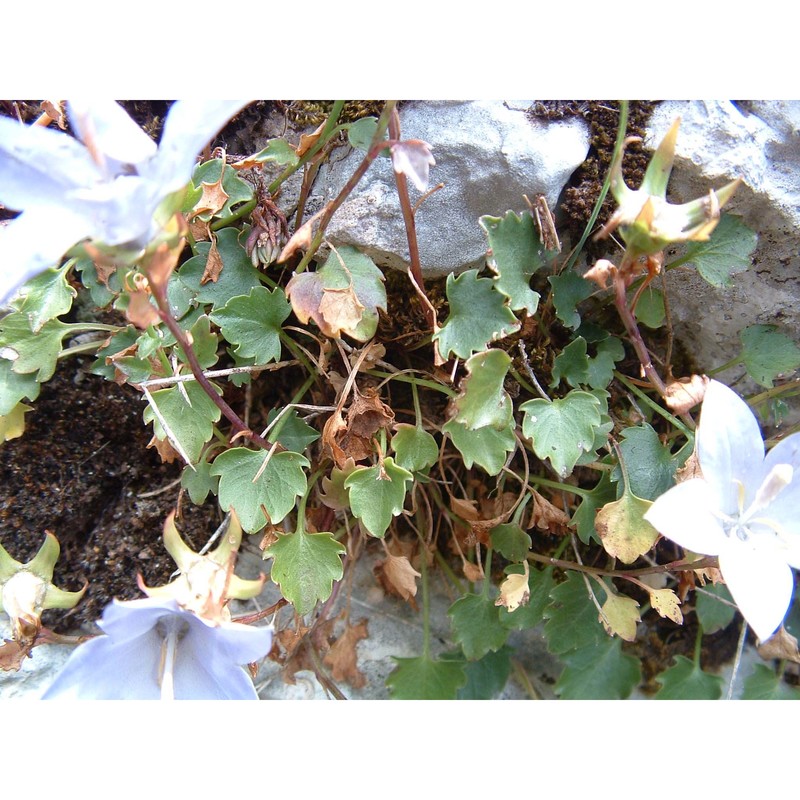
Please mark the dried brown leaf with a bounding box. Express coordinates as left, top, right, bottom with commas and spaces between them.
665, 374, 709, 415
376, 554, 420, 602
318, 286, 365, 338
193, 174, 230, 218
0, 638, 31, 672
323, 619, 369, 688
757, 625, 800, 662
530, 489, 569, 534
147, 434, 181, 464
189, 217, 211, 243
200, 232, 224, 284
278, 218, 315, 262
296, 122, 326, 158
125, 290, 160, 329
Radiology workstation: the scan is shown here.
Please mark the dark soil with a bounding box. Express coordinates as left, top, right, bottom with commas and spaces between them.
0, 357, 220, 632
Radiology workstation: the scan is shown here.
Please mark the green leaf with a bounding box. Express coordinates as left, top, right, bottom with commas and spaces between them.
633, 285, 665, 328
556, 637, 641, 699
344, 457, 413, 538
432, 270, 519, 360
443, 418, 516, 476
179, 228, 261, 310
551, 337, 590, 388
548, 271, 593, 330
209, 286, 290, 365
386, 656, 467, 699
243, 139, 299, 167
143, 381, 223, 464
191, 158, 254, 221
681, 213, 757, 288
596, 483, 659, 564
347, 117, 381, 151
571, 470, 616, 545
181, 315, 220, 370
586, 337, 625, 390
695, 583, 736, 634
0, 313, 72, 382
544, 571, 606, 655
480, 210, 545, 314
498, 566, 555, 631
448, 592, 510, 660
210, 448, 309, 533
391, 423, 439, 473
73, 257, 116, 307
611, 423, 681, 501
452, 349, 513, 430
739, 324, 800, 388
0, 358, 41, 416
286, 245, 386, 341
490, 524, 531, 563
741, 664, 800, 700
520, 390, 602, 478
181, 453, 219, 505
265, 408, 320, 453
455, 646, 513, 699
654, 655, 723, 699
11, 265, 76, 332
266, 529, 346, 616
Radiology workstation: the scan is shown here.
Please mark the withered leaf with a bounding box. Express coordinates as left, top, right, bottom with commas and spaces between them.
530, 489, 569, 534
757, 625, 800, 662
323, 619, 369, 688
649, 587, 683, 625
200, 232, 224, 285
189, 217, 212, 243
347, 388, 395, 439
125, 290, 160, 329
278, 217, 315, 262
665, 374, 709, 415
0, 638, 31, 672
296, 122, 326, 158
318, 286, 365, 337
147, 434, 181, 464
376, 554, 420, 602
495, 564, 530, 612
193, 175, 230, 218
462, 561, 484, 582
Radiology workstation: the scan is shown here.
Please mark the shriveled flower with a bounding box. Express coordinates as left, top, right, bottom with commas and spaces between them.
597, 118, 741, 260
644, 380, 800, 641
390, 139, 435, 192
0, 99, 249, 305
0, 532, 85, 648
42, 597, 272, 700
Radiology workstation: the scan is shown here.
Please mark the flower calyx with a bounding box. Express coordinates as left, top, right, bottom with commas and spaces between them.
596, 117, 741, 260
0, 532, 86, 648
138, 511, 265, 624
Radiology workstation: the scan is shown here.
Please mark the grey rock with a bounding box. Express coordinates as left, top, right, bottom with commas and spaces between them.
314, 101, 590, 277
644, 101, 800, 391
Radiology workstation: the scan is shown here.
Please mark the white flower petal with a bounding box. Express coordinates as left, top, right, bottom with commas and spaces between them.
0, 210, 93, 305
643, 478, 727, 555
43, 598, 272, 700
146, 100, 250, 195
697, 380, 764, 513
0, 115, 98, 209
68, 100, 158, 173
719, 542, 795, 642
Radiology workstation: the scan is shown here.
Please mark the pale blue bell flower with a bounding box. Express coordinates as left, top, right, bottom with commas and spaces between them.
0, 99, 249, 305
42, 597, 272, 700
644, 380, 800, 641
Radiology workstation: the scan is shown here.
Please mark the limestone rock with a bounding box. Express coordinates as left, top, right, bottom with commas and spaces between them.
314, 101, 590, 277
644, 101, 800, 387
